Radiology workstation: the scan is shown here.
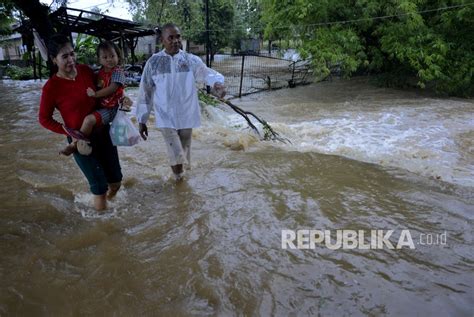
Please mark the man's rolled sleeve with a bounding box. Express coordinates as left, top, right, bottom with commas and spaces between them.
136, 59, 155, 124
136, 103, 151, 124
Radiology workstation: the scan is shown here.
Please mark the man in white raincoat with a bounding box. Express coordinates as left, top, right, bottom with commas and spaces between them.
136, 23, 226, 180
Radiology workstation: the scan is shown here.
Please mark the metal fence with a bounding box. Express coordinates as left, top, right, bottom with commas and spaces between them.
206, 54, 314, 98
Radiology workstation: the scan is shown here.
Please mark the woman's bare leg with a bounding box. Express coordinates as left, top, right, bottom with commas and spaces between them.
93, 194, 107, 211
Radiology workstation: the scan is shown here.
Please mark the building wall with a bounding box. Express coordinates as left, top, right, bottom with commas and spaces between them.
136, 35, 157, 56
134, 36, 200, 57
187, 42, 205, 54
0, 34, 25, 61
240, 39, 260, 54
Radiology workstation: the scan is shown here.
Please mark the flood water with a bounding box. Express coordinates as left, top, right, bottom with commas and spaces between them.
0, 78, 473, 315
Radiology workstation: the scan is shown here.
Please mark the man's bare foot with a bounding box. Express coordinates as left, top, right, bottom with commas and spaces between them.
60, 142, 77, 156
174, 172, 185, 182
171, 164, 185, 181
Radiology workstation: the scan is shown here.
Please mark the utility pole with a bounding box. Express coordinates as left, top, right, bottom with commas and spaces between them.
205, 0, 210, 67
204, 0, 211, 93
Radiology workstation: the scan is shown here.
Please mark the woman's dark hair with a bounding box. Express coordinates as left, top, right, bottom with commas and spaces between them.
47, 34, 73, 76
47, 34, 72, 61
97, 41, 122, 65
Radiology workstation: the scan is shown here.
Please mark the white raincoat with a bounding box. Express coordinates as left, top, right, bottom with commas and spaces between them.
136, 49, 224, 129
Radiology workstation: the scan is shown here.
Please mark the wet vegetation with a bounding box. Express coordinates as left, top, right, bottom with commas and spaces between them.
2, 0, 473, 97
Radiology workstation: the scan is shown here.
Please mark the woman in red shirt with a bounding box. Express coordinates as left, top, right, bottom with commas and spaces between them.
38, 34, 122, 211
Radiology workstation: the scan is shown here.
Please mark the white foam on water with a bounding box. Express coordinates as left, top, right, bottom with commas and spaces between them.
197, 105, 262, 151
201, 105, 269, 136
278, 106, 473, 187
73, 188, 134, 219
200, 100, 473, 187
124, 90, 473, 187
0, 79, 45, 89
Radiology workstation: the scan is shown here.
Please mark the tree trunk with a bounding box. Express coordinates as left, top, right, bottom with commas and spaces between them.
12, 0, 54, 46
12, 0, 55, 76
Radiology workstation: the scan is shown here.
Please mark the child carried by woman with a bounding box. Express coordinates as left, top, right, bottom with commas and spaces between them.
61, 41, 131, 156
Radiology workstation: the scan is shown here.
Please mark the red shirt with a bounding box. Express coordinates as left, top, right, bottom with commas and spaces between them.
97, 66, 125, 108
39, 64, 97, 135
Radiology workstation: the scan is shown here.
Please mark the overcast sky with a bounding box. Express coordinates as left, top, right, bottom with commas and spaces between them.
40, 0, 133, 20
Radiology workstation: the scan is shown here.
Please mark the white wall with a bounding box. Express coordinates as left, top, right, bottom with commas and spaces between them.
136, 35, 156, 56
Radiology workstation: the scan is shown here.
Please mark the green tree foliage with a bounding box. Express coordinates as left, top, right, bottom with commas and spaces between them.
74, 33, 100, 65
5, 64, 33, 79
126, 0, 235, 57
230, 2, 246, 52
262, 0, 474, 96
230, 0, 265, 52
10, 0, 54, 44
127, 0, 204, 39
83, 6, 104, 21
236, 0, 264, 39
0, 0, 15, 35
198, 0, 234, 57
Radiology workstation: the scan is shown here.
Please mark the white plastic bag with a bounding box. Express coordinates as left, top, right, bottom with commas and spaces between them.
109, 110, 140, 146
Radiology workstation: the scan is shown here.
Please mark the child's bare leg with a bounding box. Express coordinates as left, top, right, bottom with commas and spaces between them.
60, 140, 77, 156
80, 114, 97, 137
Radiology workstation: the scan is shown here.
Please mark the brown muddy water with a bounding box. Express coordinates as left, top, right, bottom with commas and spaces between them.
0, 78, 473, 316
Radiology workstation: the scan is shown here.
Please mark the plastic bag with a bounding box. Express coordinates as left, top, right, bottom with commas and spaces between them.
109, 110, 141, 146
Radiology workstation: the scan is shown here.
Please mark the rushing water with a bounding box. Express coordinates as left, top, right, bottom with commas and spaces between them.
1, 78, 473, 316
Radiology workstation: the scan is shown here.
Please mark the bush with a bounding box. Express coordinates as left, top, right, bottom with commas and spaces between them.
198, 90, 219, 106
4, 65, 34, 80
133, 53, 149, 64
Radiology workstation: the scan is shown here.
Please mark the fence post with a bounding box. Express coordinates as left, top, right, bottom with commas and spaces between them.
32, 48, 37, 80
205, 0, 210, 68
292, 61, 296, 81
38, 55, 42, 79
289, 61, 296, 88
239, 54, 245, 98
